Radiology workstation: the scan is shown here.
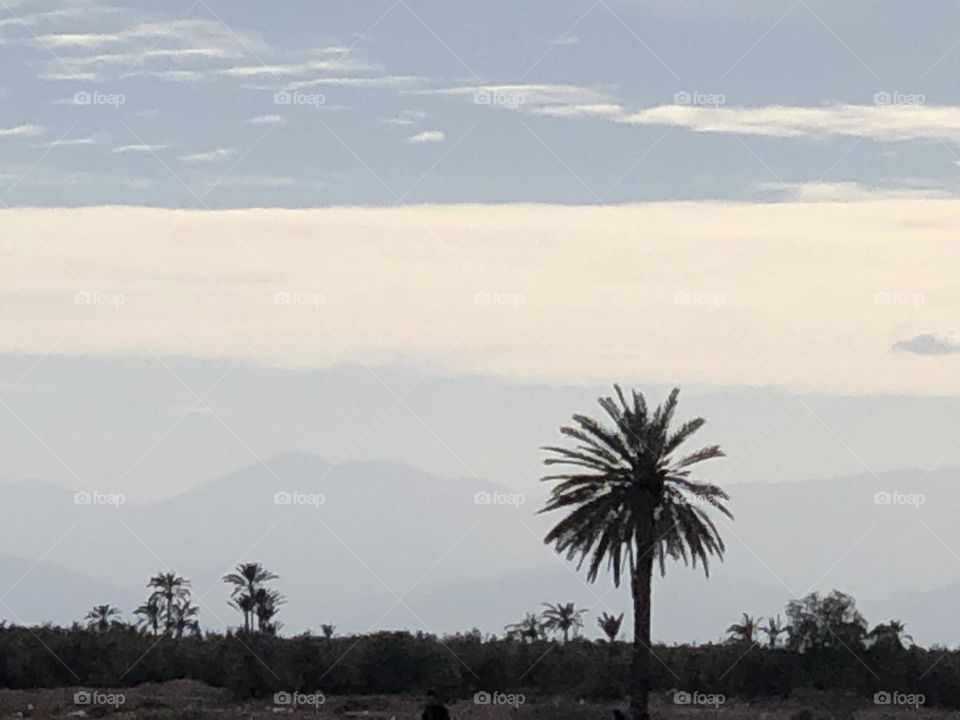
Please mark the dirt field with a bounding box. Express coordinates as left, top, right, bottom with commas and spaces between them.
0, 681, 957, 720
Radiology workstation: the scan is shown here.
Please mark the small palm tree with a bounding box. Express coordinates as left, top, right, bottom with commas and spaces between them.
85, 605, 121, 633
222, 562, 279, 633
727, 613, 763, 644
320, 623, 336, 639
867, 620, 914, 650
254, 588, 285, 634
541, 602, 587, 642
147, 571, 190, 635
505, 613, 543, 643
134, 597, 162, 635
598, 612, 624, 643
760, 614, 788, 648
172, 600, 201, 638
541, 386, 731, 720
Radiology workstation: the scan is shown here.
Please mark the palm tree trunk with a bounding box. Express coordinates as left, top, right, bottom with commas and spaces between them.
630, 551, 654, 720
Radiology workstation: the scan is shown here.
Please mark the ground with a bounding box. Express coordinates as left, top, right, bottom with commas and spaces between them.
0, 681, 958, 719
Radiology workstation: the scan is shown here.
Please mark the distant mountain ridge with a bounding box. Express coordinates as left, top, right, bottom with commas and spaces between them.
0, 454, 958, 646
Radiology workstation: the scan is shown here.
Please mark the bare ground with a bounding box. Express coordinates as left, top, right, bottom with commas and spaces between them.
0, 681, 958, 720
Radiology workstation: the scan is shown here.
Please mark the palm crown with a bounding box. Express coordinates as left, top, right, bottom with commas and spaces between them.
541, 386, 731, 583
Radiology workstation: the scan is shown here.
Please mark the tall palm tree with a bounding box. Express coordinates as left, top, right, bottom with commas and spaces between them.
222, 563, 279, 633
147, 571, 190, 635
134, 597, 162, 636
541, 602, 586, 642
598, 612, 624, 643
84, 604, 121, 633
726, 612, 762, 644
760, 614, 788, 648
541, 386, 731, 720
505, 613, 543, 643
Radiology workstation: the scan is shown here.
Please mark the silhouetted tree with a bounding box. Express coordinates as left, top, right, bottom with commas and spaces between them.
223, 562, 280, 633
505, 613, 543, 643
148, 571, 190, 636
786, 590, 867, 652
867, 620, 913, 651
172, 599, 201, 638
760, 614, 788, 648
84, 605, 121, 633
321, 623, 336, 639
541, 386, 731, 720
598, 612, 624, 643
726, 613, 762, 644
542, 602, 586, 642
134, 597, 162, 636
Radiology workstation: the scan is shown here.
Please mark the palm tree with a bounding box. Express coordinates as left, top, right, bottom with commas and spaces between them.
222, 562, 279, 633
134, 597, 162, 635
540, 386, 731, 720
172, 600, 201, 638
147, 571, 190, 635
867, 620, 913, 650
320, 623, 336, 639
253, 588, 285, 634
541, 602, 586, 642
84, 604, 121, 633
505, 613, 543, 643
760, 614, 788, 648
598, 612, 624, 643
727, 612, 762, 644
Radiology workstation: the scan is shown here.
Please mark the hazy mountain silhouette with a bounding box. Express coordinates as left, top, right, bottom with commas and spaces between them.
0, 454, 957, 645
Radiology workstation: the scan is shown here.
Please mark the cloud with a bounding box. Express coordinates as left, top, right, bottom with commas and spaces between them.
0, 125, 44, 138
423, 83, 614, 115
892, 334, 960, 356
35, 136, 97, 149
408, 130, 445, 144
619, 104, 960, 142
112, 144, 169, 154
381, 109, 427, 127
756, 181, 947, 202
246, 114, 286, 126
178, 148, 238, 164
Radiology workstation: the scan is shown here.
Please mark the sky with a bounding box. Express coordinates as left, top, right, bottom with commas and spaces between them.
4, 0, 960, 654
